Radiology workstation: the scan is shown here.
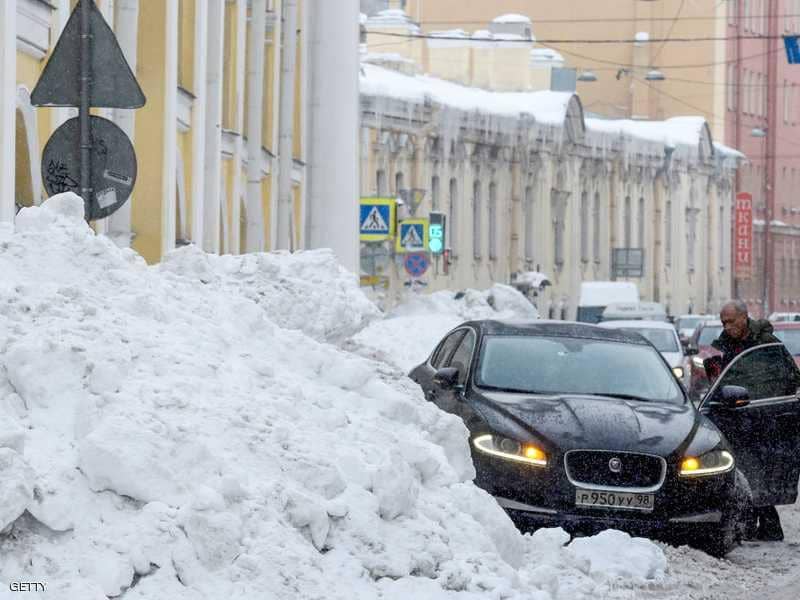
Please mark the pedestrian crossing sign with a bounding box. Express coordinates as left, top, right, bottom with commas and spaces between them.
359, 198, 396, 241
396, 219, 429, 253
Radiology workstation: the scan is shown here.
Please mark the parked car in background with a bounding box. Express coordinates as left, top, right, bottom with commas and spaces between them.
410, 320, 800, 557
576, 282, 639, 324
674, 314, 716, 347
598, 320, 688, 384
687, 320, 724, 401
769, 312, 800, 323
773, 322, 800, 367
600, 302, 668, 323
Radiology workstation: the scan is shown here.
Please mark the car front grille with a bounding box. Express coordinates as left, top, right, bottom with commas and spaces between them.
564, 450, 666, 490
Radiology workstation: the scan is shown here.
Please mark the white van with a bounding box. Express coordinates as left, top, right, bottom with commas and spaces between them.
576, 282, 639, 323
601, 301, 668, 322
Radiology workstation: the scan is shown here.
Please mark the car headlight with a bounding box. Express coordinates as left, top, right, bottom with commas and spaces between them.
692, 356, 705, 369
473, 434, 547, 467
679, 449, 734, 477
672, 366, 684, 379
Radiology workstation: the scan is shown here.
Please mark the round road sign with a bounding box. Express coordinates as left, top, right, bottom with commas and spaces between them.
42, 115, 137, 221
404, 252, 430, 278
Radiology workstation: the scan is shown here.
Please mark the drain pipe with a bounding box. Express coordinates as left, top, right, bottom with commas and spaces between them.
246, 0, 267, 251
276, 0, 298, 250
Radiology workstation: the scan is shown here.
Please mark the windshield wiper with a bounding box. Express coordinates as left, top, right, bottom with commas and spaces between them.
584, 392, 654, 402
480, 385, 547, 394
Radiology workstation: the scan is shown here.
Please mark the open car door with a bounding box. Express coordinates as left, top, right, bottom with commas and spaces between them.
700, 343, 800, 506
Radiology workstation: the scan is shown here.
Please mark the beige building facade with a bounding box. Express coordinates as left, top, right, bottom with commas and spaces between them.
360, 9, 740, 317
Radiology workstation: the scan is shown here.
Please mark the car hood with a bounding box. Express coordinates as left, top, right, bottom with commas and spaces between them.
477, 391, 699, 456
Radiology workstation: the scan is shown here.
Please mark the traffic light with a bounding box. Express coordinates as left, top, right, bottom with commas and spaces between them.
428, 212, 446, 254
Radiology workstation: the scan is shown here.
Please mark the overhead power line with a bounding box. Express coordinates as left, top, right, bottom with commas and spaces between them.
414, 13, 800, 26
366, 30, 796, 44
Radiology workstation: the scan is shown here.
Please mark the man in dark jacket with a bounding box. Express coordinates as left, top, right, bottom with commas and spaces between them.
704, 300, 784, 541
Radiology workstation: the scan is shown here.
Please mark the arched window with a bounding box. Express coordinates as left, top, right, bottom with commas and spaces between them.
524, 184, 535, 263
593, 191, 601, 263
376, 169, 387, 196
638, 197, 645, 248
580, 190, 589, 262
431, 175, 440, 211
624, 195, 632, 247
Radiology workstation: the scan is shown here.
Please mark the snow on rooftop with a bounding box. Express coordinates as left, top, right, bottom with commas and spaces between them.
0, 193, 676, 598
586, 115, 708, 149
366, 8, 420, 33
530, 48, 565, 65
360, 62, 573, 125
493, 13, 532, 24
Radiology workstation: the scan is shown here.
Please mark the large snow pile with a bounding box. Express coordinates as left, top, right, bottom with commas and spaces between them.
0, 194, 669, 599
349, 285, 538, 371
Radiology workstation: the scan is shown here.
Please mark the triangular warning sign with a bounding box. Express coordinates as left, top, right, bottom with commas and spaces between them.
401, 225, 423, 248
31, 0, 146, 109
361, 206, 389, 232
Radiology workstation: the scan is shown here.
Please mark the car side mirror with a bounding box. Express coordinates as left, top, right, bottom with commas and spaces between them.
718, 385, 750, 409
433, 367, 463, 390
685, 345, 698, 356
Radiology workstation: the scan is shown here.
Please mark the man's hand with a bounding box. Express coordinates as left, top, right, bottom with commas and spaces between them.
704, 355, 723, 381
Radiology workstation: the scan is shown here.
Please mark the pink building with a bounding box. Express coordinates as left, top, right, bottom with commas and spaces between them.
728, 0, 800, 316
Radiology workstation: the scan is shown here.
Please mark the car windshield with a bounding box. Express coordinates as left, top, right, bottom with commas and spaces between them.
677, 317, 703, 330
697, 325, 723, 346
623, 328, 679, 353
476, 335, 685, 404
775, 329, 800, 356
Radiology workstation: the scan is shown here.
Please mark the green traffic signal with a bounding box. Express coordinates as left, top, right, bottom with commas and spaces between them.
429, 224, 444, 253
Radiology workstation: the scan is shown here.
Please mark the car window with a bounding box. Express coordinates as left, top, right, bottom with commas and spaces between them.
697, 325, 723, 346
475, 335, 684, 404
446, 329, 476, 384
431, 330, 466, 369
774, 329, 800, 356
712, 344, 800, 401
627, 328, 679, 353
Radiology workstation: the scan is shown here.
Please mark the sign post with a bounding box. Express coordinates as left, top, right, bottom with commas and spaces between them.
734, 192, 753, 279
31, 0, 145, 221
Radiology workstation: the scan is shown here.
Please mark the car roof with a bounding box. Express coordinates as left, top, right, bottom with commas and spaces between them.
464, 319, 652, 345
697, 320, 723, 328
677, 314, 716, 320
598, 320, 678, 331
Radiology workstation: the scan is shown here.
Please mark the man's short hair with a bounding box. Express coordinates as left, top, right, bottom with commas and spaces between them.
721, 300, 748, 316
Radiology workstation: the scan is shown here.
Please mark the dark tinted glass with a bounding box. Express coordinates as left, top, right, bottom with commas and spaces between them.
715, 345, 800, 401
447, 330, 476, 384
476, 335, 684, 403
431, 330, 466, 369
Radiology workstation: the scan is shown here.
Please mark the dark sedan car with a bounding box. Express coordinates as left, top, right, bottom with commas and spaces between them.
410, 320, 800, 556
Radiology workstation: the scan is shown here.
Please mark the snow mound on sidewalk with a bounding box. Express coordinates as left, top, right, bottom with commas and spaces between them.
0, 194, 667, 599
350, 284, 538, 371
159, 244, 380, 342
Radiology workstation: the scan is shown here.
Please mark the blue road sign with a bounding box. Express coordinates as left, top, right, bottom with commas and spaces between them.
785, 35, 800, 64
395, 219, 428, 253
359, 201, 392, 239
404, 252, 430, 278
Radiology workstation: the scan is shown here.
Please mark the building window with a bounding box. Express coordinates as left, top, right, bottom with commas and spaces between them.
448, 178, 458, 256
624, 195, 632, 247
473, 180, 482, 260
637, 197, 645, 248
580, 190, 589, 262
376, 169, 387, 196
743, 0, 750, 31
488, 181, 497, 260
593, 191, 601, 263
665, 199, 672, 266
552, 190, 566, 268
687, 209, 698, 273
784, 80, 790, 123
395, 172, 404, 196
524, 184, 535, 263
719, 205, 725, 271
729, 0, 737, 26
431, 175, 440, 211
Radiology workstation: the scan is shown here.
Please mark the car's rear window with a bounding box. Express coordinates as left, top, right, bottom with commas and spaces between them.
698, 325, 723, 346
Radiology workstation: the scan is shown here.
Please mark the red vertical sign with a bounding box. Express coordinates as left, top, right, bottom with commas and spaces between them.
734, 192, 753, 278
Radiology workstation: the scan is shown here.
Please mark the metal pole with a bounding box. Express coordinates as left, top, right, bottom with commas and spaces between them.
79, 0, 93, 220
733, 0, 743, 302
764, 0, 779, 317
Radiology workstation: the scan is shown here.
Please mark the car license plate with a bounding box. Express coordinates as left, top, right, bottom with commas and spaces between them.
575, 489, 654, 512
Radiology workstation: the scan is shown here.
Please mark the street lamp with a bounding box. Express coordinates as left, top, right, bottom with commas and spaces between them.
751, 127, 771, 316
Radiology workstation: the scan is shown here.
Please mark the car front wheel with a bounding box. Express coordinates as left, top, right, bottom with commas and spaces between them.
694, 469, 753, 558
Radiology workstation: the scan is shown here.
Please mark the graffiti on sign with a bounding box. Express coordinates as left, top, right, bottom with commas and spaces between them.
45, 160, 79, 194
